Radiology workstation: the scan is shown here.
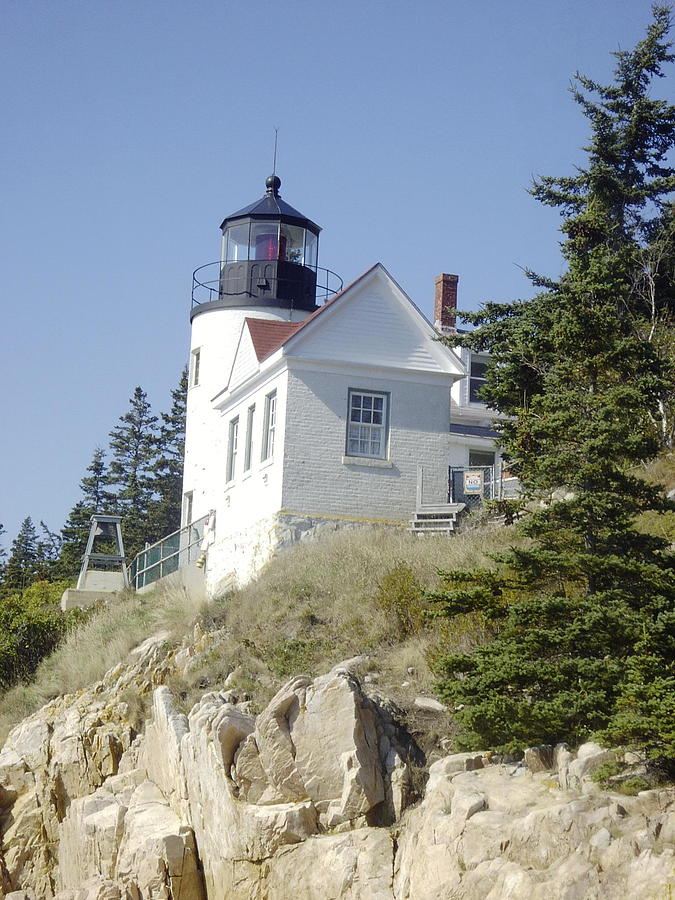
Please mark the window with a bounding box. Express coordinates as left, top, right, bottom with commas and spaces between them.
469, 354, 489, 403
346, 390, 389, 459
244, 404, 255, 471
261, 391, 277, 461
468, 450, 495, 468
190, 348, 201, 387
182, 491, 193, 528
226, 416, 239, 482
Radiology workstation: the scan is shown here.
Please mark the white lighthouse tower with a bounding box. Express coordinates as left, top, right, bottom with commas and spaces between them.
181, 175, 337, 543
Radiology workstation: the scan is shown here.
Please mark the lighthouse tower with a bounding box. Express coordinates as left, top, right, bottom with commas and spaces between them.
182, 175, 328, 532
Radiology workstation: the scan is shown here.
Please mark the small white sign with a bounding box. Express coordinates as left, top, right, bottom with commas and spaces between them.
464, 471, 484, 494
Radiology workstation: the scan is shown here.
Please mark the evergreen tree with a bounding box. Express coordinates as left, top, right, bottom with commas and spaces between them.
431, 7, 675, 768
0, 522, 6, 570
2, 517, 44, 594
36, 521, 62, 581
108, 386, 158, 559
58, 448, 113, 578
147, 366, 188, 542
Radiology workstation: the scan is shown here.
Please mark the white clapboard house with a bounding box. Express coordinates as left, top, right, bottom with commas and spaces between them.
159, 176, 505, 594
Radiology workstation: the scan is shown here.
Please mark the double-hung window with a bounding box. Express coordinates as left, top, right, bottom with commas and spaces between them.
261, 390, 277, 461
346, 390, 389, 459
469, 354, 489, 403
244, 404, 255, 471
226, 416, 239, 482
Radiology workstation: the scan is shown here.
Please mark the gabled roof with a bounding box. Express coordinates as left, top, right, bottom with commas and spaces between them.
246, 318, 303, 362
215, 263, 465, 408
243, 264, 379, 363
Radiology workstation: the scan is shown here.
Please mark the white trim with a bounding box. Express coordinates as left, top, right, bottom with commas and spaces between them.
341, 455, 394, 468
281, 264, 465, 378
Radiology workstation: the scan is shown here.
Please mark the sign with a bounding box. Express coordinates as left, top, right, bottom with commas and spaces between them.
463, 470, 484, 495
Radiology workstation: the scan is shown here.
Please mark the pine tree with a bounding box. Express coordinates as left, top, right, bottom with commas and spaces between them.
2, 517, 44, 594
58, 448, 114, 578
431, 7, 675, 768
147, 366, 188, 543
108, 387, 159, 559
0, 523, 7, 582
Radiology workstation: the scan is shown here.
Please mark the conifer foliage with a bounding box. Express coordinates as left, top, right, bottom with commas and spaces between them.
147, 366, 188, 543
2, 517, 43, 594
107, 386, 159, 559
58, 448, 113, 578
432, 7, 675, 769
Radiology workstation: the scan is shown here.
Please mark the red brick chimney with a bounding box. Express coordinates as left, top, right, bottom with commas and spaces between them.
434, 273, 458, 334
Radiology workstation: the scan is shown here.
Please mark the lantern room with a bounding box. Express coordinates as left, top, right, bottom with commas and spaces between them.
217, 174, 321, 312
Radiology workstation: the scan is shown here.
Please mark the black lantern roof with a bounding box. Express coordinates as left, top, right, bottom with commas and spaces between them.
220, 175, 321, 234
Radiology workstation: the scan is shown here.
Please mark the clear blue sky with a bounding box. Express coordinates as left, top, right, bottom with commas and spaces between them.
1, 0, 672, 551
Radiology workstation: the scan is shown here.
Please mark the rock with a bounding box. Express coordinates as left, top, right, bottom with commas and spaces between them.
413, 696, 446, 712
55, 878, 122, 899
264, 829, 394, 899
590, 826, 612, 850
330, 656, 370, 676
2, 640, 674, 900
524, 744, 554, 773
562, 742, 617, 790
428, 752, 487, 778
394, 759, 675, 900
114, 781, 204, 899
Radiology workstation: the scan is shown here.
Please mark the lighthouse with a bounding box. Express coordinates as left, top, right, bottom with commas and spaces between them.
179, 176, 472, 595
182, 176, 340, 535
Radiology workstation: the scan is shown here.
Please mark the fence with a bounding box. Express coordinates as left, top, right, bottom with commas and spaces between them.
448, 465, 520, 506
128, 512, 212, 590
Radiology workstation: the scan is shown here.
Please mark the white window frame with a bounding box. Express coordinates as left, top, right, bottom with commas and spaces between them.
182, 491, 193, 528
244, 403, 255, 472
190, 348, 201, 388
346, 389, 389, 460
261, 390, 277, 461
468, 353, 489, 404
226, 416, 239, 482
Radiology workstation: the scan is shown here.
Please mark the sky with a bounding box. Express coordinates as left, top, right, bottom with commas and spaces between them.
1, 0, 672, 551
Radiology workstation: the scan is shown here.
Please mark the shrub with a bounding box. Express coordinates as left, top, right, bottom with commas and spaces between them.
375, 563, 426, 638
0, 581, 85, 689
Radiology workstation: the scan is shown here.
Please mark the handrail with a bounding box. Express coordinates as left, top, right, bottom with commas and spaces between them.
128, 512, 213, 590
191, 261, 343, 307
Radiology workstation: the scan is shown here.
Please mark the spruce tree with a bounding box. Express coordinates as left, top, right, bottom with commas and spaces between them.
2, 517, 44, 594
108, 387, 159, 559
147, 366, 188, 543
431, 7, 675, 768
58, 448, 113, 578
0, 523, 7, 584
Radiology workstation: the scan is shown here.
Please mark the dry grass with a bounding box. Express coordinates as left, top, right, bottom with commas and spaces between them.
635, 451, 675, 544
0, 582, 207, 746
642, 450, 675, 492
0, 523, 516, 747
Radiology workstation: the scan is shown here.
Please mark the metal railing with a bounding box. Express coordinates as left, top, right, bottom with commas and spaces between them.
448, 465, 521, 505
191, 261, 344, 307
128, 512, 212, 590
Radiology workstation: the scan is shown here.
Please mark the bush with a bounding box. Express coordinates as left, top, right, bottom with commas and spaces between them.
375, 563, 426, 638
0, 581, 85, 689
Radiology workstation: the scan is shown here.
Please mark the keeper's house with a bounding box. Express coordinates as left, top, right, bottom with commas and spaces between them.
180, 175, 503, 594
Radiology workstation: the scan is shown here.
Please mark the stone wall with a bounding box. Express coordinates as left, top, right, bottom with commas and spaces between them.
205, 511, 405, 594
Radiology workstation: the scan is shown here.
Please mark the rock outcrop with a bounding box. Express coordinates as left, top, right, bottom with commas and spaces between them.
0, 634, 673, 899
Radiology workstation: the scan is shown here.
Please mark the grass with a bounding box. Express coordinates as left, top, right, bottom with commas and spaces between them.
635, 451, 675, 544
0, 523, 516, 747
0, 582, 207, 746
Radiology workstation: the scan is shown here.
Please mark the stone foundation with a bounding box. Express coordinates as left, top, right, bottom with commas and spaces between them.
205, 510, 406, 595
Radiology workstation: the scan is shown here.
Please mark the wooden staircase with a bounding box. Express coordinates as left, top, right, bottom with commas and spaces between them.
409, 502, 466, 535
